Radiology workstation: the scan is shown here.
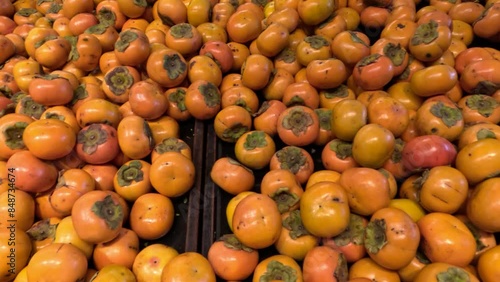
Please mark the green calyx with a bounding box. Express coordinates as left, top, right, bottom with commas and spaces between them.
390, 138, 405, 163
335, 253, 348, 282
254, 101, 271, 118
430, 101, 463, 128
285, 96, 306, 107
357, 53, 381, 67
198, 82, 221, 108
333, 214, 365, 246
85, 23, 108, 35
133, 0, 147, 7
16, 8, 38, 17
281, 107, 314, 136
364, 218, 388, 254
115, 30, 139, 52
323, 84, 349, 99
476, 128, 497, 140
282, 210, 310, 239
243, 131, 267, 150
37, 0, 52, 7
34, 35, 58, 49
154, 137, 189, 154
168, 88, 188, 111
104, 66, 134, 96
397, 59, 412, 80
276, 48, 296, 64
304, 35, 330, 49
222, 123, 250, 143
259, 260, 298, 282
10, 92, 26, 103
66, 35, 79, 61
271, 187, 300, 214
203, 52, 222, 70
412, 169, 430, 190
251, 0, 268, 7
315, 108, 332, 130
411, 20, 438, 46
235, 99, 252, 113
116, 160, 144, 187
70, 84, 88, 106
170, 23, 194, 39
350, 32, 369, 47
328, 139, 353, 160
77, 124, 109, 155
465, 94, 498, 117
275, 146, 307, 174
26, 218, 57, 241
47, 2, 61, 14
97, 7, 116, 27
91, 195, 124, 230
0, 78, 15, 96
220, 234, 254, 252
43, 112, 65, 121
18, 96, 46, 119
37, 73, 62, 81
3, 122, 28, 150
436, 267, 472, 282
163, 53, 187, 80
383, 42, 406, 66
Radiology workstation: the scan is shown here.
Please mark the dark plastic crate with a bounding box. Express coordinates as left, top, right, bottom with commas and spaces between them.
138, 118, 205, 254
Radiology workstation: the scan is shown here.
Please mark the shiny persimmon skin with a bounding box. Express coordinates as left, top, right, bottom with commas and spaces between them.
417, 212, 476, 267
207, 235, 259, 281
232, 193, 282, 250
26, 243, 88, 282
210, 157, 255, 195
71, 190, 125, 244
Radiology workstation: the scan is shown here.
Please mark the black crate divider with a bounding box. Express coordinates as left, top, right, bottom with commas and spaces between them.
201, 122, 218, 256
139, 119, 205, 254
184, 119, 205, 252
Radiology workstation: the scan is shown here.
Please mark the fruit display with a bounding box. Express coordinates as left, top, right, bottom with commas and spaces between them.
0, 0, 499, 281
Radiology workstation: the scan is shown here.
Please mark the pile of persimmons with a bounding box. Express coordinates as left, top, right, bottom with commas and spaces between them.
0, 0, 499, 280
